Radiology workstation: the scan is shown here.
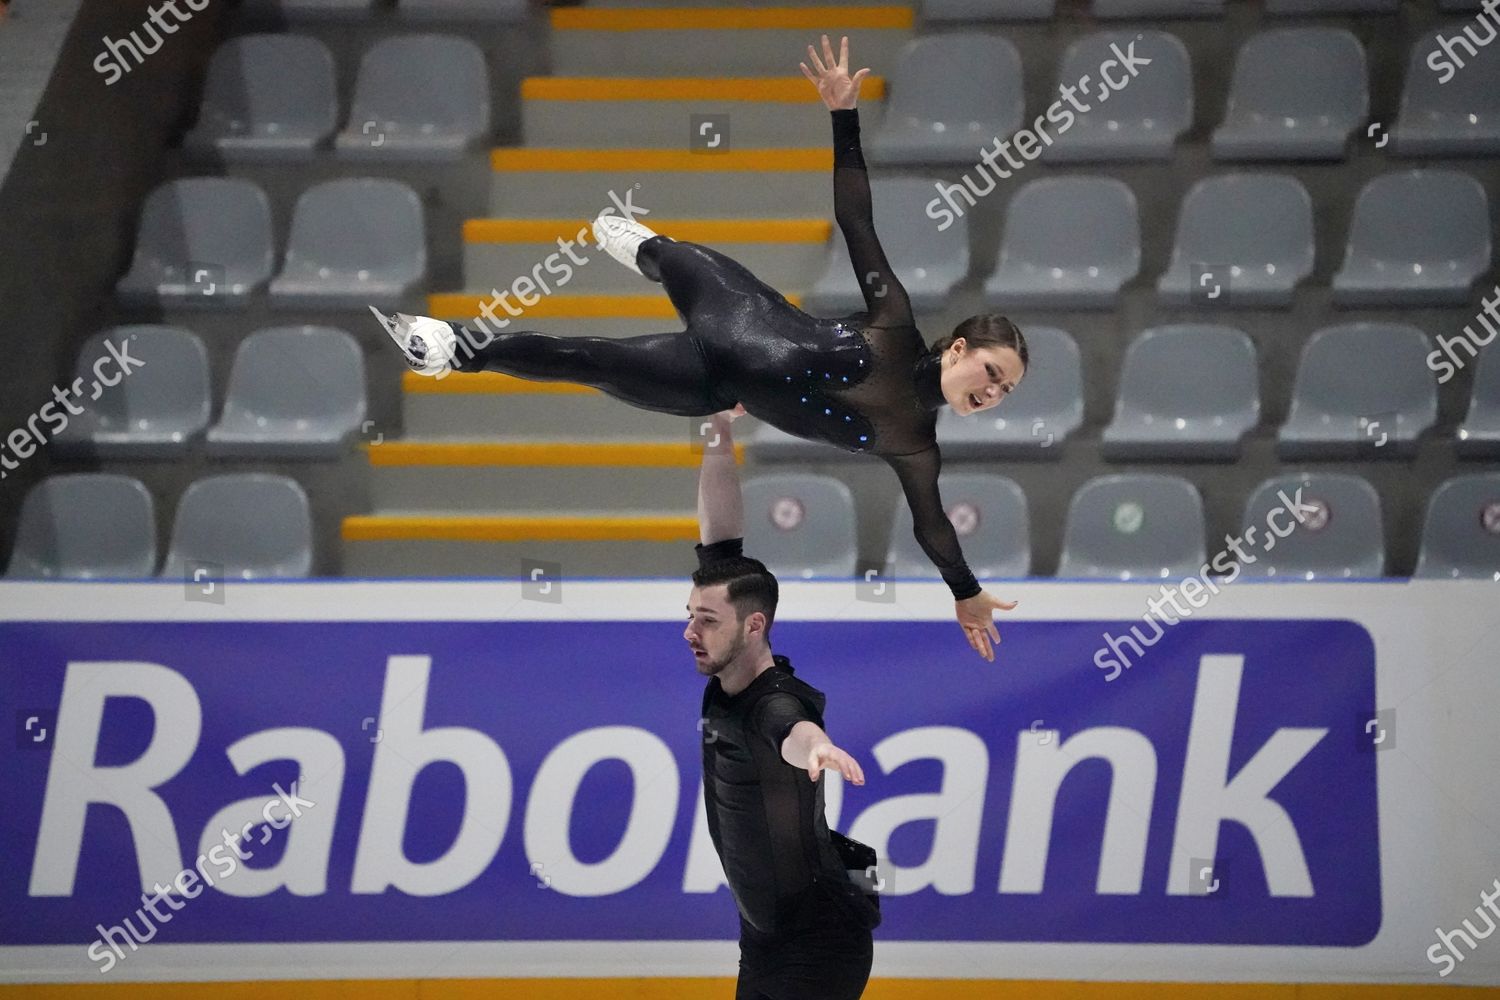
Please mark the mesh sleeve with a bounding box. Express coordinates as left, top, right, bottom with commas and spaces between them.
752, 692, 817, 753
884, 448, 981, 600
831, 108, 913, 330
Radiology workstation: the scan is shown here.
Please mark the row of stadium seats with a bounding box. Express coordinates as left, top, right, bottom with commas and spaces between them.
188, 27, 1500, 166
57, 320, 1500, 460
923, 0, 1485, 18
747, 470, 1500, 581
821, 169, 1492, 310
253, 0, 1489, 21
875, 29, 1498, 164
116, 177, 425, 309
6, 473, 312, 580
52, 326, 367, 460
11, 470, 1497, 580
187, 34, 490, 162
117, 169, 1493, 312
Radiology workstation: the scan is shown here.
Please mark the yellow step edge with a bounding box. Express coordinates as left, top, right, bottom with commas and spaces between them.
491, 148, 832, 172
425, 292, 803, 321
404, 371, 599, 395
342, 515, 700, 543
551, 6, 914, 30
5, 980, 1496, 1000
363, 441, 745, 468
426, 293, 680, 320
464, 219, 831, 244
521, 76, 884, 103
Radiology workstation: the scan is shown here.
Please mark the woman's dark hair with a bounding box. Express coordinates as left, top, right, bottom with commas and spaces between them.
691, 556, 779, 634
929, 314, 1029, 371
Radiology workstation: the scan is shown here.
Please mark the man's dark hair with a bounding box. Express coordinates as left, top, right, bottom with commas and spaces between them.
691, 557, 779, 634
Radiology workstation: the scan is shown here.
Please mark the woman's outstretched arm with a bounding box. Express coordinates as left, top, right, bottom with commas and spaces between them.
885, 447, 1019, 662
801, 34, 913, 330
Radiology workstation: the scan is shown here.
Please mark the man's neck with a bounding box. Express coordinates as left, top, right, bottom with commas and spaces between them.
717, 651, 777, 696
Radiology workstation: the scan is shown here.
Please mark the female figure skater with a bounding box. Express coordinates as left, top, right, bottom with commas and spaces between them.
377, 35, 1026, 661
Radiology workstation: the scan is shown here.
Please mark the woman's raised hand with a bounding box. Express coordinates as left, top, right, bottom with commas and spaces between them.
799, 34, 871, 111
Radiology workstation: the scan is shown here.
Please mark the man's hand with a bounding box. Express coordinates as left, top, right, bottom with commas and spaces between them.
805, 741, 865, 784
717, 403, 746, 421
799, 34, 871, 111
955, 590, 1019, 662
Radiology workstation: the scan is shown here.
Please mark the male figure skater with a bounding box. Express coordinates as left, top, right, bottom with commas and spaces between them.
688, 405, 879, 999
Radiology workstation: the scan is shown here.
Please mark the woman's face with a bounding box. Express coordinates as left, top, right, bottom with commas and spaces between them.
939, 339, 1024, 415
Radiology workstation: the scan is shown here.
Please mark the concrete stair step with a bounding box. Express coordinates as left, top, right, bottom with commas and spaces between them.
488, 148, 833, 218
547, 6, 912, 76
341, 514, 703, 578
461, 218, 830, 296
521, 76, 885, 148
423, 290, 805, 339
401, 371, 704, 440
364, 439, 740, 512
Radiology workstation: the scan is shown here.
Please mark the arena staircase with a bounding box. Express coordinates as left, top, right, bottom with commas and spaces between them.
343, 5, 910, 577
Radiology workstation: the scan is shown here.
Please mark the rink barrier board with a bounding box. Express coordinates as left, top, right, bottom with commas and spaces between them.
3, 982, 1497, 999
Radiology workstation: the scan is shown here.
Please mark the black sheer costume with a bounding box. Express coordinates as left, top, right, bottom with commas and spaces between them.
450, 107, 981, 600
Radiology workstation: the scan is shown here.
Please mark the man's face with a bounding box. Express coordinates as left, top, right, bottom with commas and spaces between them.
685, 583, 748, 676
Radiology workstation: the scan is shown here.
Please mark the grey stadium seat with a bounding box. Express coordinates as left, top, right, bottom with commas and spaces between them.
6, 475, 157, 580
922, 0, 1055, 20
809, 177, 968, 313
1156, 174, 1313, 308
1093, 0, 1223, 18
1211, 29, 1368, 161
185, 35, 337, 162
160, 474, 314, 580
1102, 324, 1260, 461
867, 34, 1023, 165
336, 35, 491, 161
984, 177, 1139, 309
399, 0, 528, 20
1277, 323, 1437, 459
1457, 347, 1500, 457
1239, 473, 1384, 579
116, 178, 274, 308
742, 474, 858, 579
269, 179, 427, 309
1393, 29, 1500, 156
886, 474, 1030, 579
1331, 171, 1492, 306
1042, 31, 1192, 162
1057, 474, 1206, 580
937, 326, 1084, 457
51, 326, 212, 459
1415, 473, 1500, 580
206, 327, 367, 459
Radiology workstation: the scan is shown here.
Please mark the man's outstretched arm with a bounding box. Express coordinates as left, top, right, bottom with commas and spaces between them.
697, 407, 745, 546
783, 721, 866, 785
